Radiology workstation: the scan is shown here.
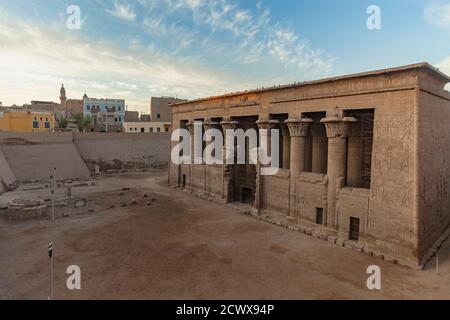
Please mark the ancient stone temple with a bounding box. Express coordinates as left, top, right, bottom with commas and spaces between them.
168, 62, 450, 267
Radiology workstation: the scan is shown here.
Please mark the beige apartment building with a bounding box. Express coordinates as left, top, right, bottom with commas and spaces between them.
150, 96, 187, 122
124, 121, 170, 133
168, 63, 450, 267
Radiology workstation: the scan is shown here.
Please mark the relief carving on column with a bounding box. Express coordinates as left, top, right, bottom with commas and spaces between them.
280, 123, 290, 137
203, 120, 220, 131
285, 118, 313, 137
186, 122, 195, 135
220, 120, 240, 131
256, 119, 280, 131
320, 117, 357, 138
220, 120, 240, 203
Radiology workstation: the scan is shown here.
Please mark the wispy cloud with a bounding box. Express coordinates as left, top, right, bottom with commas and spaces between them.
138, 0, 334, 77
424, 1, 450, 31
106, 2, 137, 22
0, 9, 245, 111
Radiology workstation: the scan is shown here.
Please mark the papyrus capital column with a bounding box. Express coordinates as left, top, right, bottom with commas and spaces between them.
203, 120, 220, 133
321, 117, 356, 139
256, 119, 280, 160
186, 122, 195, 163
220, 120, 240, 165
285, 118, 313, 176
320, 116, 357, 229
280, 124, 291, 169
220, 120, 239, 203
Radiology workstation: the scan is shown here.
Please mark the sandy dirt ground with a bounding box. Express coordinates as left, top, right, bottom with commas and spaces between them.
0, 169, 449, 300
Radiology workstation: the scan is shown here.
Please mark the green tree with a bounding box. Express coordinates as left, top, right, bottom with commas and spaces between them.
57, 116, 69, 129
73, 113, 92, 132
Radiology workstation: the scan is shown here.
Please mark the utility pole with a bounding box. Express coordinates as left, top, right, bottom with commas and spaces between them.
437, 255, 440, 275
50, 170, 55, 222
48, 242, 53, 300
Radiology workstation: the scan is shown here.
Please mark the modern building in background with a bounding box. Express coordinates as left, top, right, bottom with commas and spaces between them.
0, 107, 55, 132
23, 84, 83, 120
150, 96, 187, 122
83, 97, 126, 132
124, 121, 170, 133
124, 111, 140, 122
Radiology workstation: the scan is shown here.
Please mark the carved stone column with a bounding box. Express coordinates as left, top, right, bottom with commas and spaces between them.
186, 122, 195, 191
220, 120, 239, 203
285, 118, 313, 221
321, 116, 357, 229
285, 118, 313, 176
254, 120, 280, 213
281, 124, 291, 169
203, 121, 220, 195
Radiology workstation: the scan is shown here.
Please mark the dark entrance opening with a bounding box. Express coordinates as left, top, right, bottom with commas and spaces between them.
344, 109, 375, 189
231, 116, 258, 204
316, 208, 324, 225
242, 187, 254, 204
349, 217, 360, 241
182, 174, 186, 189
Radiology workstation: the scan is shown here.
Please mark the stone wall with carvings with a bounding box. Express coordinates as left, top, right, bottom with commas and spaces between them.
261, 170, 290, 215
168, 64, 450, 266
364, 90, 416, 262
296, 173, 328, 224
417, 90, 450, 261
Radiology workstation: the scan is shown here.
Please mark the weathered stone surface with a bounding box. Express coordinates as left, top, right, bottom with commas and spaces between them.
168, 63, 450, 267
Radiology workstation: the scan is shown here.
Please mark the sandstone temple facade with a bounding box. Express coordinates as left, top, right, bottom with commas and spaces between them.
168, 63, 450, 267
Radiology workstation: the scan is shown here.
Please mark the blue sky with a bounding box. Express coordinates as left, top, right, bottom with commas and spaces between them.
0, 0, 450, 113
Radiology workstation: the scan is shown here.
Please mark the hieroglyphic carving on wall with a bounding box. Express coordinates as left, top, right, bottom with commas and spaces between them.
371, 180, 413, 210
368, 208, 377, 230
372, 143, 410, 174
374, 118, 412, 141
420, 174, 450, 209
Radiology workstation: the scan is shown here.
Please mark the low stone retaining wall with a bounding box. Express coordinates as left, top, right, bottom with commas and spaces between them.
7, 199, 47, 221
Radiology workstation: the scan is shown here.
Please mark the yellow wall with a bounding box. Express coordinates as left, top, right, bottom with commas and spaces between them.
0, 111, 55, 132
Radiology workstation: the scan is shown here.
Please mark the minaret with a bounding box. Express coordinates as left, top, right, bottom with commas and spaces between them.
60, 83, 67, 108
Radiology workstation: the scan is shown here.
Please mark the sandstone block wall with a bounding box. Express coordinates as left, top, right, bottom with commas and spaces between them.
0, 132, 91, 183
73, 132, 170, 172
0, 148, 16, 193
417, 82, 450, 262
169, 63, 450, 266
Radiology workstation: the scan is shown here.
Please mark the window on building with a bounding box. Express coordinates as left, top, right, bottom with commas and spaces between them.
34, 117, 37, 121
32, 121, 39, 129
165, 127, 169, 132
45, 122, 50, 129
302, 112, 327, 174
157, 114, 161, 119
157, 128, 161, 132
316, 208, 324, 225
141, 128, 145, 133
349, 217, 360, 241
119, 116, 122, 122
150, 128, 154, 133
345, 109, 375, 189
40, 117, 43, 121
87, 105, 90, 111
118, 107, 121, 112
115, 118, 118, 122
